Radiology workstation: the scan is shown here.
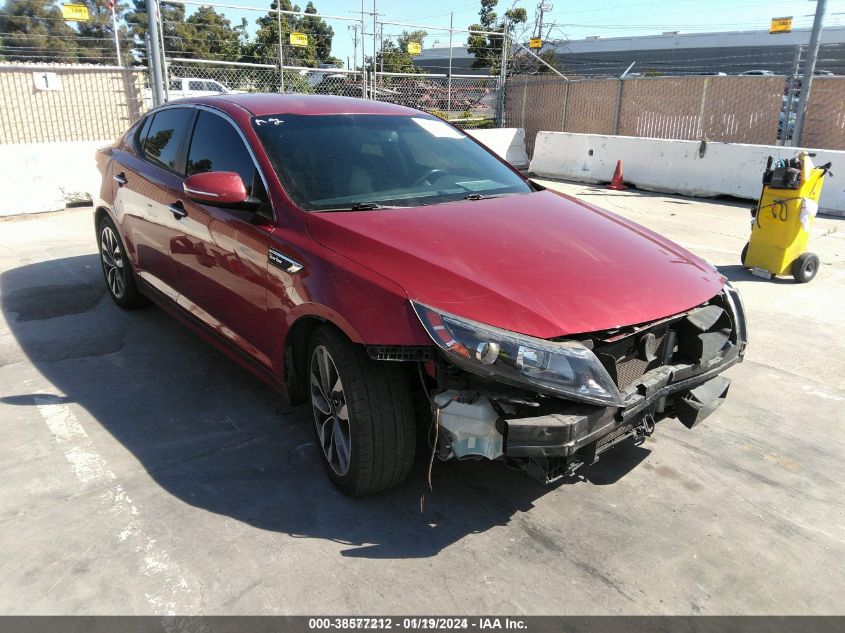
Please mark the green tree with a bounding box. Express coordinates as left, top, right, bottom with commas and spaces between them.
536, 49, 563, 73
376, 30, 426, 74
533, 49, 563, 74
0, 0, 79, 62
247, 0, 336, 67
466, 0, 527, 73
181, 6, 246, 60
299, 1, 334, 63
124, 0, 187, 65
75, 0, 133, 65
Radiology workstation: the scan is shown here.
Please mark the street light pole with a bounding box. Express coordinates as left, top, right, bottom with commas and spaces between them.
793, 0, 828, 146
277, 4, 285, 93
111, 3, 122, 67
145, 0, 164, 106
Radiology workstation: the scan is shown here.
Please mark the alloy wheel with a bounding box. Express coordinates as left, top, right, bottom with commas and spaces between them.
100, 225, 125, 299
310, 345, 352, 476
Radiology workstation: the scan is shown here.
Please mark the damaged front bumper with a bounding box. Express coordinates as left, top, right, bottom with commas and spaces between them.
429, 284, 747, 483
504, 350, 737, 482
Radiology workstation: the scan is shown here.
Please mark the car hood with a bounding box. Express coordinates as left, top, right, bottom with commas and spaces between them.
306, 190, 725, 339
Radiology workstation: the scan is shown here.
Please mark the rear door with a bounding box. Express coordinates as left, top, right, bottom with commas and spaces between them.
170, 108, 275, 367
112, 106, 194, 301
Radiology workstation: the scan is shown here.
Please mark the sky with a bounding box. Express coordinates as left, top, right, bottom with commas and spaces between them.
170, 0, 845, 68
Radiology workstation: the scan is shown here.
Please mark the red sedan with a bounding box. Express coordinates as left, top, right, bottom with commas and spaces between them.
95, 94, 747, 495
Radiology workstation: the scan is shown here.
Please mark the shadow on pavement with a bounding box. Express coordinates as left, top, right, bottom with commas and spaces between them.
1, 254, 646, 559
716, 264, 797, 284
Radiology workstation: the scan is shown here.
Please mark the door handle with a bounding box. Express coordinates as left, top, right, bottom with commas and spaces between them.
168, 202, 187, 220
113, 172, 128, 186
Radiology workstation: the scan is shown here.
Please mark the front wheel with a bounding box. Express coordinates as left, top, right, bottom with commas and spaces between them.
308, 326, 416, 496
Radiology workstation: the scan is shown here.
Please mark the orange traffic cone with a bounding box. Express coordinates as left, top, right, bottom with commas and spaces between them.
607, 160, 627, 190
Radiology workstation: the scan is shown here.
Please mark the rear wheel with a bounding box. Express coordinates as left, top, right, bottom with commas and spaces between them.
791, 252, 819, 283
98, 215, 146, 308
308, 326, 416, 496
741, 242, 750, 267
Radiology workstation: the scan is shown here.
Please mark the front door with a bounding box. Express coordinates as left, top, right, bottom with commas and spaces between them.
168, 109, 274, 367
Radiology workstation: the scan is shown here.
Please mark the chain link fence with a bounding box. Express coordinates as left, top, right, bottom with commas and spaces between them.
166, 61, 366, 99
503, 74, 790, 158
373, 72, 498, 128
163, 61, 498, 128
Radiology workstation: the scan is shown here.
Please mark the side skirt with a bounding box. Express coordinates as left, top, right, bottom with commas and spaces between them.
136, 276, 289, 402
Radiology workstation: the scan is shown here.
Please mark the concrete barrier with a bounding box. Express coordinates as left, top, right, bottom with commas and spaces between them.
0, 140, 109, 217
467, 128, 529, 169
530, 132, 845, 217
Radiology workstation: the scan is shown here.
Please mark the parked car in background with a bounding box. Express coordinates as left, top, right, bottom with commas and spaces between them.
94, 94, 747, 495
739, 70, 776, 76
312, 74, 358, 95
144, 77, 238, 108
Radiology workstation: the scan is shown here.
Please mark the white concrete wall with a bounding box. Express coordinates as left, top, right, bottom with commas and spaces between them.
0, 140, 109, 217
467, 128, 529, 169
530, 132, 845, 217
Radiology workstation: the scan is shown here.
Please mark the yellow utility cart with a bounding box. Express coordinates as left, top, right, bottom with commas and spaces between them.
742, 152, 831, 283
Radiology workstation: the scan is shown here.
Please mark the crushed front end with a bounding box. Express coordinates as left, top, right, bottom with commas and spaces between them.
408, 282, 747, 483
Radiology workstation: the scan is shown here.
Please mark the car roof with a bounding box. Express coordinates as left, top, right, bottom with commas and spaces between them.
179, 93, 425, 117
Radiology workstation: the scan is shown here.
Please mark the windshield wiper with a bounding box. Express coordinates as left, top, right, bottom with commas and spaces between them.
463, 193, 503, 200
349, 201, 385, 210
318, 202, 408, 212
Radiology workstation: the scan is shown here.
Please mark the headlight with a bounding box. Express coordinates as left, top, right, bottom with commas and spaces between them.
412, 301, 623, 407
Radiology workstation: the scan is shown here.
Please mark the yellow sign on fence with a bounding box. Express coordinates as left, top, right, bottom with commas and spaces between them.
61, 3, 90, 21
290, 32, 308, 47
407, 42, 422, 55
770, 17, 792, 34
529, 38, 543, 49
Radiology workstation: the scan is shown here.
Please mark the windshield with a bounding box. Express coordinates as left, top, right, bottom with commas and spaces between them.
252, 114, 533, 211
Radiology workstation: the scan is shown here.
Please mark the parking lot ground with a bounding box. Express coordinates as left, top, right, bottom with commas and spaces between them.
0, 183, 843, 615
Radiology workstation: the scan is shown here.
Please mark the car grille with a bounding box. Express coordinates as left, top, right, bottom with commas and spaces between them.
614, 332, 668, 390
597, 423, 635, 449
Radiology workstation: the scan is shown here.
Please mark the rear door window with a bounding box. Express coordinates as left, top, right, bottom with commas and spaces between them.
188, 80, 205, 91
142, 108, 193, 172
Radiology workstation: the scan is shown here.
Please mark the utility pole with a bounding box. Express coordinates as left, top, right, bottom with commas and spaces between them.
781, 45, 803, 146
110, 2, 121, 66
360, 0, 367, 98
277, 4, 285, 92
534, 2, 553, 39
372, 0, 377, 97
349, 24, 358, 71
447, 12, 454, 114
793, 0, 828, 146
145, 0, 164, 107
497, 15, 510, 125
156, 0, 169, 100
379, 23, 384, 74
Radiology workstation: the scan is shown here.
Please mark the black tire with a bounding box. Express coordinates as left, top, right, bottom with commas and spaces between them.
791, 252, 819, 283
97, 215, 147, 309
741, 242, 750, 267
307, 325, 416, 496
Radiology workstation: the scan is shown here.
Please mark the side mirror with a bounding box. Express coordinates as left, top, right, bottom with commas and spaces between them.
183, 171, 259, 210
